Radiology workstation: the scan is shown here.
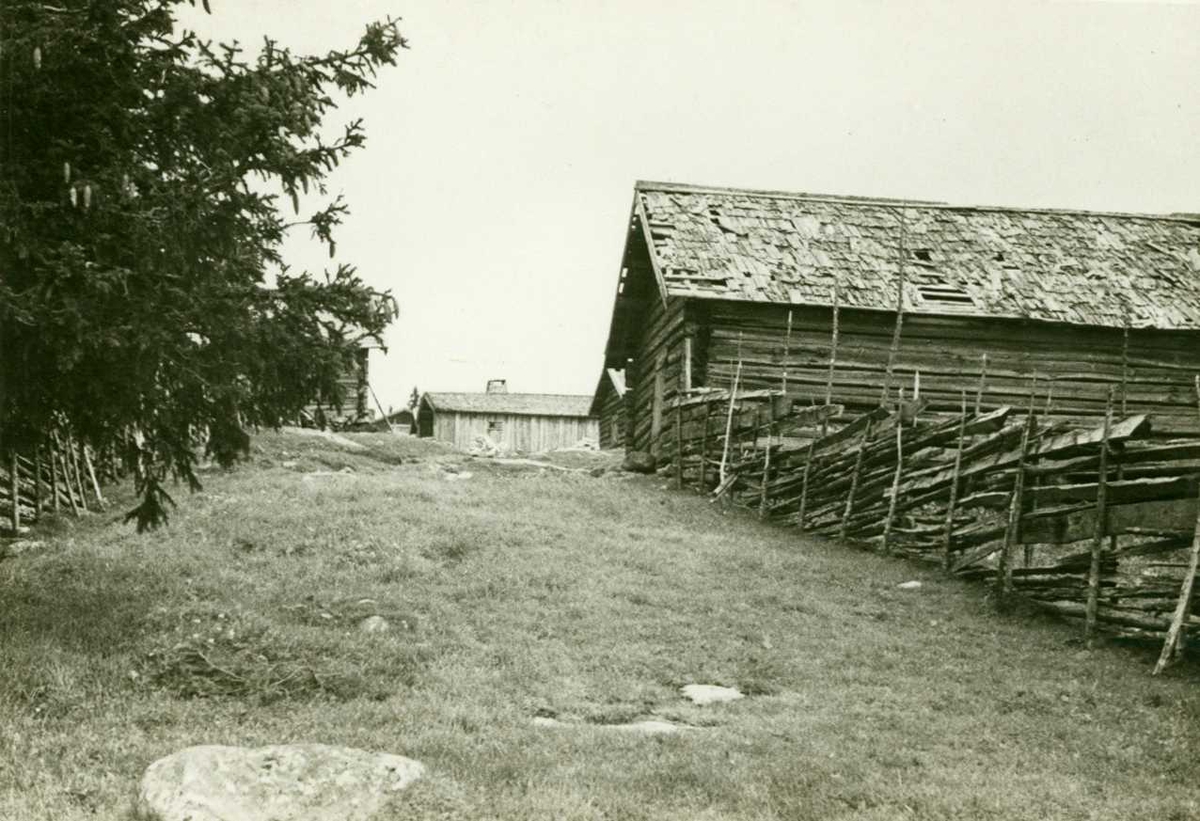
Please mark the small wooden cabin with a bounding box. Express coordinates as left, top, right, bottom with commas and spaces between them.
602, 181, 1200, 456
590, 368, 627, 449
417, 380, 598, 452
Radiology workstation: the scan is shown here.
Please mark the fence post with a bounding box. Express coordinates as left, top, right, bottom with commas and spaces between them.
69, 435, 88, 511
943, 391, 968, 572
823, 285, 839, 438
998, 395, 1036, 610
1152, 376, 1200, 673
53, 432, 81, 516
34, 446, 44, 517
84, 445, 104, 506
1084, 387, 1116, 647
674, 401, 684, 489
798, 441, 815, 531
839, 419, 876, 542
974, 353, 989, 413
719, 362, 742, 486
50, 439, 61, 512
758, 401, 775, 519
8, 451, 19, 534
699, 401, 710, 490
882, 409, 904, 555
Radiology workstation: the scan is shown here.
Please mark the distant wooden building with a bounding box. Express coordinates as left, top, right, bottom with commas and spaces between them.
601, 181, 1200, 457
417, 380, 598, 452
386, 408, 415, 432
302, 346, 371, 429
590, 368, 627, 449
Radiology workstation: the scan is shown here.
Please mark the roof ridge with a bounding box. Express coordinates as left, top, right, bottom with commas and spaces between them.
634, 179, 1200, 224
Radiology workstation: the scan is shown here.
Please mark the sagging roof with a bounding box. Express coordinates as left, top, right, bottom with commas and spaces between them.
629, 180, 1200, 330
423, 392, 594, 418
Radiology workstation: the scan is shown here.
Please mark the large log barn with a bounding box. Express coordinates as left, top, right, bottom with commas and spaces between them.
600, 181, 1200, 458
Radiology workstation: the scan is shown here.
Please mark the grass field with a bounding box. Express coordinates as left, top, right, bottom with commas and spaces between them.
1, 429, 1199, 820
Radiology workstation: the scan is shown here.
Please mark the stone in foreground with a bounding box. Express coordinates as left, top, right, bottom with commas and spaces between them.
681, 684, 744, 705
897, 580, 923, 590
135, 743, 425, 821
622, 451, 657, 474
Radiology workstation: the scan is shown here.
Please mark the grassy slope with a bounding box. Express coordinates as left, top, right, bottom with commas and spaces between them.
1, 429, 1199, 820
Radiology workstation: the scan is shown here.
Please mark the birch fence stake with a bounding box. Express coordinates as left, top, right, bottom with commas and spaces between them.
1120, 309, 1130, 417
758, 402, 775, 519
942, 391, 968, 571
718, 360, 742, 486
50, 440, 61, 512
882, 393, 905, 556
53, 432, 81, 516
975, 353, 989, 413
781, 309, 793, 396
824, 285, 840, 436
839, 419, 876, 541
798, 441, 815, 531
36, 446, 47, 517
998, 390, 1037, 609
69, 435, 88, 511
8, 451, 19, 534
1153, 376, 1200, 673
84, 445, 104, 506
1084, 387, 1116, 647
674, 402, 684, 489
881, 208, 907, 405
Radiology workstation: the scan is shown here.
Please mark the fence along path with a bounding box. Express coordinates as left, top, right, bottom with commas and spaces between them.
1, 433, 112, 536
662, 375, 1200, 675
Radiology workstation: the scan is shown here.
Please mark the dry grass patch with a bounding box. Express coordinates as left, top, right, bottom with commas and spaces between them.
0, 430, 1198, 820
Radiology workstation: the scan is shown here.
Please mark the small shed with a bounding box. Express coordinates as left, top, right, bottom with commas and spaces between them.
417, 380, 598, 452
590, 368, 627, 449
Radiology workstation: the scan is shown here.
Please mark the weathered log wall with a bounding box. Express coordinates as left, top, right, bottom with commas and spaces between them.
695, 302, 1200, 437
595, 381, 626, 450
624, 295, 688, 455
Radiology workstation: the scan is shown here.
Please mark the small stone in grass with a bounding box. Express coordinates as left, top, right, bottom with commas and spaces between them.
358, 615, 390, 633
897, 580, 923, 590
681, 684, 744, 705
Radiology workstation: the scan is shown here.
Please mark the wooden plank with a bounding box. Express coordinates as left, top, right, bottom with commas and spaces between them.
1020, 498, 1199, 545
1026, 475, 1199, 508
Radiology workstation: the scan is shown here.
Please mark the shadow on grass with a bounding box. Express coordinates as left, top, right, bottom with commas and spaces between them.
0, 551, 161, 656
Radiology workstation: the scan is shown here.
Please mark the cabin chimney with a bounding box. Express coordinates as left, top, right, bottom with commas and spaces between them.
486, 379, 508, 394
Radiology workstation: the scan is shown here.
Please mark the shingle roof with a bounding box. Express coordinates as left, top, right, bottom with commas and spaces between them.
424, 392, 594, 417
634, 181, 1200, 330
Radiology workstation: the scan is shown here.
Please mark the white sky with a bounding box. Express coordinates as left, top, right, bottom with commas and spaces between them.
186, 0, 1200, 412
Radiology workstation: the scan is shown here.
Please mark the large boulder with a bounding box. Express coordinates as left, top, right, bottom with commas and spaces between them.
622, 451, 657, 474
134, 743, 425, 821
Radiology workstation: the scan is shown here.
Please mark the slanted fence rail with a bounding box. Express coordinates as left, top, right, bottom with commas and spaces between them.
1, 433, 118, 537
660, 377, 1200, 674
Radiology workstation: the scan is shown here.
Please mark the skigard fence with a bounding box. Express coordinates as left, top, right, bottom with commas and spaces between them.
660, 379, 1200, 674
1, 433, 112, 536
